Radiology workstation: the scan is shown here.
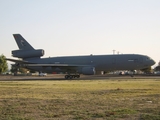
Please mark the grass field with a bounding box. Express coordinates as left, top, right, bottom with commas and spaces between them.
0, 79, 160, 120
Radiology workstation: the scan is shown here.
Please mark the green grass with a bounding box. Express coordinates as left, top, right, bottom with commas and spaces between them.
0, 79, 160, 120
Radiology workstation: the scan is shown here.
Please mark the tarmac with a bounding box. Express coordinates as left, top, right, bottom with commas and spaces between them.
0, 74, 160, 81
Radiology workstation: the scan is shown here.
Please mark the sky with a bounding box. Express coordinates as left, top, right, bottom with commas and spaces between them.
0, 0, 160, 68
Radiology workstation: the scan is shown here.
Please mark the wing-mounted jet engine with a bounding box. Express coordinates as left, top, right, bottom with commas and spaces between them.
81, 66, 96, 75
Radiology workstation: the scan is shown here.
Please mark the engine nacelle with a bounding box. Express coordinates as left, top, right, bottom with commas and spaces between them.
81, 67, 96, 75
12, 49, 44, 59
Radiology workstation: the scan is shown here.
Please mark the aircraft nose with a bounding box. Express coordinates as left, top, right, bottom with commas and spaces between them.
147, 57, 155, 66
151, 59, 156, 66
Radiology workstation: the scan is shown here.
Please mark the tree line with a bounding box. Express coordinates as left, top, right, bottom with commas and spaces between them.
0, 54, 8, 74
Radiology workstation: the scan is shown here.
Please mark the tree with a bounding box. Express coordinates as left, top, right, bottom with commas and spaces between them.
10, 63, 28, 74
0, 54, 8, 74
10, 64, 18, 73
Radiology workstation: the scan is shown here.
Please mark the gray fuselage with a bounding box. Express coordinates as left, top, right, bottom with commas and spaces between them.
25, 54, 155, 74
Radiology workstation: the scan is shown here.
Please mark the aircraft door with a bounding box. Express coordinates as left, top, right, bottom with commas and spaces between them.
89, 54, 94, 65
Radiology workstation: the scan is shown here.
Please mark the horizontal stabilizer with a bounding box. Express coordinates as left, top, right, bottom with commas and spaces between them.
6, 58, 31, 64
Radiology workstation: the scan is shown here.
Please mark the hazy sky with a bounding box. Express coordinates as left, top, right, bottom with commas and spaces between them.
0, 0, 160, 67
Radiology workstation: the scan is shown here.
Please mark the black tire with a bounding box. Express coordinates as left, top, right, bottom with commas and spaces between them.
69, 75, 73, 79
65, 75, 69, 79
75, 75, 80, 78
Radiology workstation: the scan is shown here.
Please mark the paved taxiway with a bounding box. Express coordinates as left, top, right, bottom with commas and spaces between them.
0, 74, 160, 81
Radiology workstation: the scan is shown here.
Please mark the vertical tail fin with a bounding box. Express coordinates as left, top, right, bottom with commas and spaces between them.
13, 34, 34, 50
12, 34, 44, 59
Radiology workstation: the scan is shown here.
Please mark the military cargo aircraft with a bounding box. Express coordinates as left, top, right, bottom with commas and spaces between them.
7, 34, 155, 79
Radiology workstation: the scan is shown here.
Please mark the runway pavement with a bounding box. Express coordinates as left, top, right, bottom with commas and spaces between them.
1, 74, 160, 81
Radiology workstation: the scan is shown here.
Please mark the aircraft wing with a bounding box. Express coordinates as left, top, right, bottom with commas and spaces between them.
23, 64, 92, 74
23, 64, 89, 67
6, 58, 89, 68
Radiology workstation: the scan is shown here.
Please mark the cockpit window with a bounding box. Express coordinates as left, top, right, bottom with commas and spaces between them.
146, 57, 152, 61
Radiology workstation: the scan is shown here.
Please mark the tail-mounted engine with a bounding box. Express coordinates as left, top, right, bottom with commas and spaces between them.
12, 49, 44, 59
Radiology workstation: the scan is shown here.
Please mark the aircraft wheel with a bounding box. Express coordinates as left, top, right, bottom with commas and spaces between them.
76, 75, 80, 78
65, 75, 69, 79
65, 75, 80, 79
69, 75, 73, 79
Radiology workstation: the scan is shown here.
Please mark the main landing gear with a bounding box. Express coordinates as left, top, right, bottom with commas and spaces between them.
65, 75, 80, 79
